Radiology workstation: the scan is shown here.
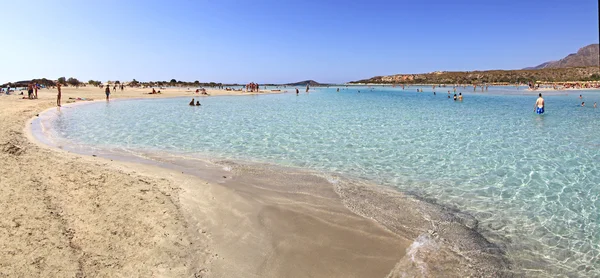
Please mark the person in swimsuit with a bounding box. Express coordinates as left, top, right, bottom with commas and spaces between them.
56, 82, 61, 107
56, 82, 62, 107
458, 93, 463, 101
453, 94, 457, 101
189, 98, 195, 106
594, 102, 597, 108
581, 102, 585, 107
196, 101, 201, 106
27, 82, 34, 99
534, 93, 544, 114
105, 86, 111, 101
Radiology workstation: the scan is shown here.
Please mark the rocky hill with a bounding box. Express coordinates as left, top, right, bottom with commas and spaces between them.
285, 80, 326, 86
350, 67, 600, 84
525, 44, 599, 69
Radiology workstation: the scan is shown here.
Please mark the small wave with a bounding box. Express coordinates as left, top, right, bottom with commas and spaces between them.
396, 234, 439, 277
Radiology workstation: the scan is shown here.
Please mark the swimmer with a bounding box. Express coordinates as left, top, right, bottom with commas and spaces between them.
458, 93, 463, 101
189, 98, 195, 106
296, 88, 299, 95
453, 94, 457, 101
595, 102, 597, 108
534, 93, 544, 114
579, 95, 582, 99
196, 101, 201, 106
581, 102, 585, 107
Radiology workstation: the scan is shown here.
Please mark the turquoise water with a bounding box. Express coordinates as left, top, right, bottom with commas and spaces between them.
52, 87, 600, 276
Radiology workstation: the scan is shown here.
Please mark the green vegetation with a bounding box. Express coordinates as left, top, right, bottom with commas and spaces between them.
67, 77, 81, 87
31, 78, 55, 87
130, 79, 140, 87
88, 80, 102, 86
350, 67, 600, 84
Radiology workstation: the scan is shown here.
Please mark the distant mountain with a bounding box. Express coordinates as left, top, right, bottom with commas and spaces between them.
525, 44, 599, 70
285, 80, 325, 86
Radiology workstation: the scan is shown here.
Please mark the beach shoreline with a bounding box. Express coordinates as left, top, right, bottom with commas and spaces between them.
12, 86, 513, 277
1, 86, 415, 277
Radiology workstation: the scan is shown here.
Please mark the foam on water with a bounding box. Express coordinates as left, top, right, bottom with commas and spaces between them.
45, 87, 600, 276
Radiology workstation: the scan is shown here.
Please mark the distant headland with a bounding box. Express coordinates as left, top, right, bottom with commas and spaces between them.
351, 44, 600, 85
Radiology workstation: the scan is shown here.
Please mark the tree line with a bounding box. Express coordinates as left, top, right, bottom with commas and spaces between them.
3, 77, 241, 88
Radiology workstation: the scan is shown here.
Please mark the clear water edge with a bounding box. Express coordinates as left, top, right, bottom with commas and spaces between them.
43, 87, 600, 277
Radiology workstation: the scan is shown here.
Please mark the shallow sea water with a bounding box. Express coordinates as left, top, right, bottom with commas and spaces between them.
51, 86, 600, 276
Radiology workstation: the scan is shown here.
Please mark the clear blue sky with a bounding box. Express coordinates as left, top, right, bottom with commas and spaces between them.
0, 0, 597, 84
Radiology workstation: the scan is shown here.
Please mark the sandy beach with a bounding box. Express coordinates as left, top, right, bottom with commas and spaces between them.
1, 86, 417, 277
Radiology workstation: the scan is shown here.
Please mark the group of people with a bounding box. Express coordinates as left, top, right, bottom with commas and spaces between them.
23, 81, 62, 106
149, 88, 162, 94
451, 92, 463, 101
188, 98, 201, 106
27, 82, 39, 99
246, 83, 260, 93
1, 86, 11, 95
578, 94, 597, 108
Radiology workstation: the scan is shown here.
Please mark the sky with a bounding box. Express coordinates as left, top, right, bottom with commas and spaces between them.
0, 0, 598, 84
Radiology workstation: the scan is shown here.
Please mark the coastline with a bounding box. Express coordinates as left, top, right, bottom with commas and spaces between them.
5, 86, 510, 277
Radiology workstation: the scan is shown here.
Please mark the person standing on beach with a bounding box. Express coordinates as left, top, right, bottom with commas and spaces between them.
534, 93, 545, 114
105, 85, 111, 101
56, 82, 62, 107
27, 82, 34, 99
34, 83, 38, 99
